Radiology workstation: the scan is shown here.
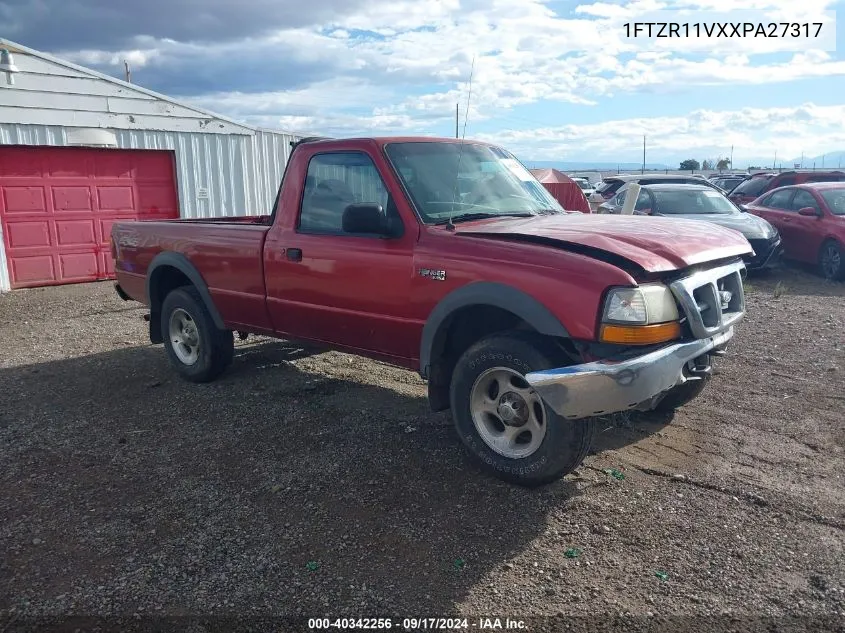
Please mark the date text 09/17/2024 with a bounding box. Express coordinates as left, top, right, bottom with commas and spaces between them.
623, 21, 824, 38
308, 618, 527, 630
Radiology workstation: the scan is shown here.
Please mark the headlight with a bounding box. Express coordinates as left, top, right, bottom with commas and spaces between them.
600, 284, 681, 345
602, 284, 679, 324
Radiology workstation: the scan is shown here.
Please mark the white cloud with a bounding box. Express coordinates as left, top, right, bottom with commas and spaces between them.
46, 0, 845, 159
476, 103, 845, 164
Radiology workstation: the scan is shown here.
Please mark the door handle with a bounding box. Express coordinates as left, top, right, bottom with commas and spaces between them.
285, 247, 302, 262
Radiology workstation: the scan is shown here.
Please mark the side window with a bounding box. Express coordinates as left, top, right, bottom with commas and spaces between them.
299, 152, 395, 235
791, 190, 820, 211
634, 190, 651, 210
766, 189, 795, 210
776, 176, 797, 187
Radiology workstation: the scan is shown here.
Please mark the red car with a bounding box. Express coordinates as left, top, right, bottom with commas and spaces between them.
112, 136, 752, 486
729, 170, 845, 206
744, 182, 845, 280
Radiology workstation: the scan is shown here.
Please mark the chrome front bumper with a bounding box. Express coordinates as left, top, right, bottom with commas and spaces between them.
525, 327, 734, 420
525, 259, 747, 420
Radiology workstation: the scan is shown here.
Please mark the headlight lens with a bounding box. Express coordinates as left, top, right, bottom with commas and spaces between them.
602, 284, 679, 324
604, 288, 647, 323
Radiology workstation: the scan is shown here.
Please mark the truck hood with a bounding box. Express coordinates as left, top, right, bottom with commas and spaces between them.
454, 214, 754, 273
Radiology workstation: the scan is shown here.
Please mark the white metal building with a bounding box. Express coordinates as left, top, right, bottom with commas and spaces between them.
0, 38, 299, 292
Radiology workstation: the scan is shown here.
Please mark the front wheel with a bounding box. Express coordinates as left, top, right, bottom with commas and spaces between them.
650, 376, 709, 413
819, 240, 844, 281
449, 332, 596, 487
161, 286, 234, 383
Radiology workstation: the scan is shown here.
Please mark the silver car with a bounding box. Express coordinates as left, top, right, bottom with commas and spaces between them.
590, 174, 720, 210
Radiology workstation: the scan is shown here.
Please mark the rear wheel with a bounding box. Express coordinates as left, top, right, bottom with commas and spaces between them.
161, 286, 234, 383
819, 240, 844, 281
449, 332, 596, 487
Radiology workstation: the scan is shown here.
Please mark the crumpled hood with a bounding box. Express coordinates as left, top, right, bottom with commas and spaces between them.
454, 214, 754, 273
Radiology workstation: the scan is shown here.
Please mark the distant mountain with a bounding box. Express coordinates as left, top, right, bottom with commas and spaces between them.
785, 151, 845, 169
522, 159, 672, 171
522, 152, 845, 171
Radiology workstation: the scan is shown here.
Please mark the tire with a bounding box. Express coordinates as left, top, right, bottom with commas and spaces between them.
650, 376, 709, 413
160, 286, 234, 383
819, 239, 845, 281
449, 332, 596, 487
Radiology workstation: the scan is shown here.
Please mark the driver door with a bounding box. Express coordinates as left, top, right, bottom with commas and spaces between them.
263, 149, 418, 363
787, 188, 825, 263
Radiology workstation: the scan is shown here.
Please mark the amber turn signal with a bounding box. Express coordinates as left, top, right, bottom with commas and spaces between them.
599, 321, 682, 345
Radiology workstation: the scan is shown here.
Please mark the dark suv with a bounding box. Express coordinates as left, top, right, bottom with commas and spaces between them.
729, 170, 845, 205
710, 175, 747, 193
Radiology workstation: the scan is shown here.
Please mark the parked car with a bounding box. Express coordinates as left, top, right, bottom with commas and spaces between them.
603, 184, 781, 271
589, 174, 719, 207
744, 182, 845, 280
728, 170, 845, 206
112, 136, 752, 487
571, 176, 595, 198
598, 179, 722, 212
710, 175, 747, 194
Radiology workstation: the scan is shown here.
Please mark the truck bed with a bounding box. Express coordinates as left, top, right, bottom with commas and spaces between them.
112, 218, 273, 332
163, 215, 272, 225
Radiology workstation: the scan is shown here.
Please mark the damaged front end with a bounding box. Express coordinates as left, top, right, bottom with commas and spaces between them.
525, 259, 746, 419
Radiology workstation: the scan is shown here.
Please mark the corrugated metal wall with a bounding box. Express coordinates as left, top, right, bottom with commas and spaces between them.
0, 123, 296, 219
0, 123, 298, 290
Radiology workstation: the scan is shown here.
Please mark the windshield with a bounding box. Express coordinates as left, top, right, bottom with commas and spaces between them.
819, 188, 845, 215
574, 180, 592, 190
651, 188, 739, 215
384, 142, 564, 222
731, 176, 771, 197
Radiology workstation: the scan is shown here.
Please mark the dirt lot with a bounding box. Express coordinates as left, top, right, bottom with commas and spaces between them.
1, 264, 844, 631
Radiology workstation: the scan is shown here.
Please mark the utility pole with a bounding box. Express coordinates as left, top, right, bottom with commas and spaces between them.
642, 135, 646, 174
773, 150, 777, 170
822, 154, 825, 168
800, 152, 804, 168
455, 103, 459, 138
124, 60, 131, 83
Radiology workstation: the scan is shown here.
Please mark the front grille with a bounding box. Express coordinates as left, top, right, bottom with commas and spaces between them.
669, 260, 746, 340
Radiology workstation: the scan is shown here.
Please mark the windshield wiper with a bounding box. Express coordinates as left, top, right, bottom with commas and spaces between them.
434, 212, 535, 225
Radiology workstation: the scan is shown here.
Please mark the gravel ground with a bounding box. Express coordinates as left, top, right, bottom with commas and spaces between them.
1, 264, 844, 632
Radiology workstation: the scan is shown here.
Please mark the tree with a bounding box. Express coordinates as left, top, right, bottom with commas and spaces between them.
680, 159, 700, 170
716, 158, 731, 170
702, 159, 714, 170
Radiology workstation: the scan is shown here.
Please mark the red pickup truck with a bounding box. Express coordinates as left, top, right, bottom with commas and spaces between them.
112, 136, 752, 486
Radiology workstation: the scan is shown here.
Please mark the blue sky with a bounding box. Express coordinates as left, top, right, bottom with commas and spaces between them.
2, 0, 844, 166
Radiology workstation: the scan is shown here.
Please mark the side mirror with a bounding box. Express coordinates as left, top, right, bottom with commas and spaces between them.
798, 206, 820, 217
342, 202, 392, 235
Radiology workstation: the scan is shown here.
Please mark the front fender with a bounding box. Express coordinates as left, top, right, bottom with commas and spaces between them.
419, 281, 570, 378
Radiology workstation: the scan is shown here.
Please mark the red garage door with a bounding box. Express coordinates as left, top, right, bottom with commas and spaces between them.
0, 146, 178, 289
